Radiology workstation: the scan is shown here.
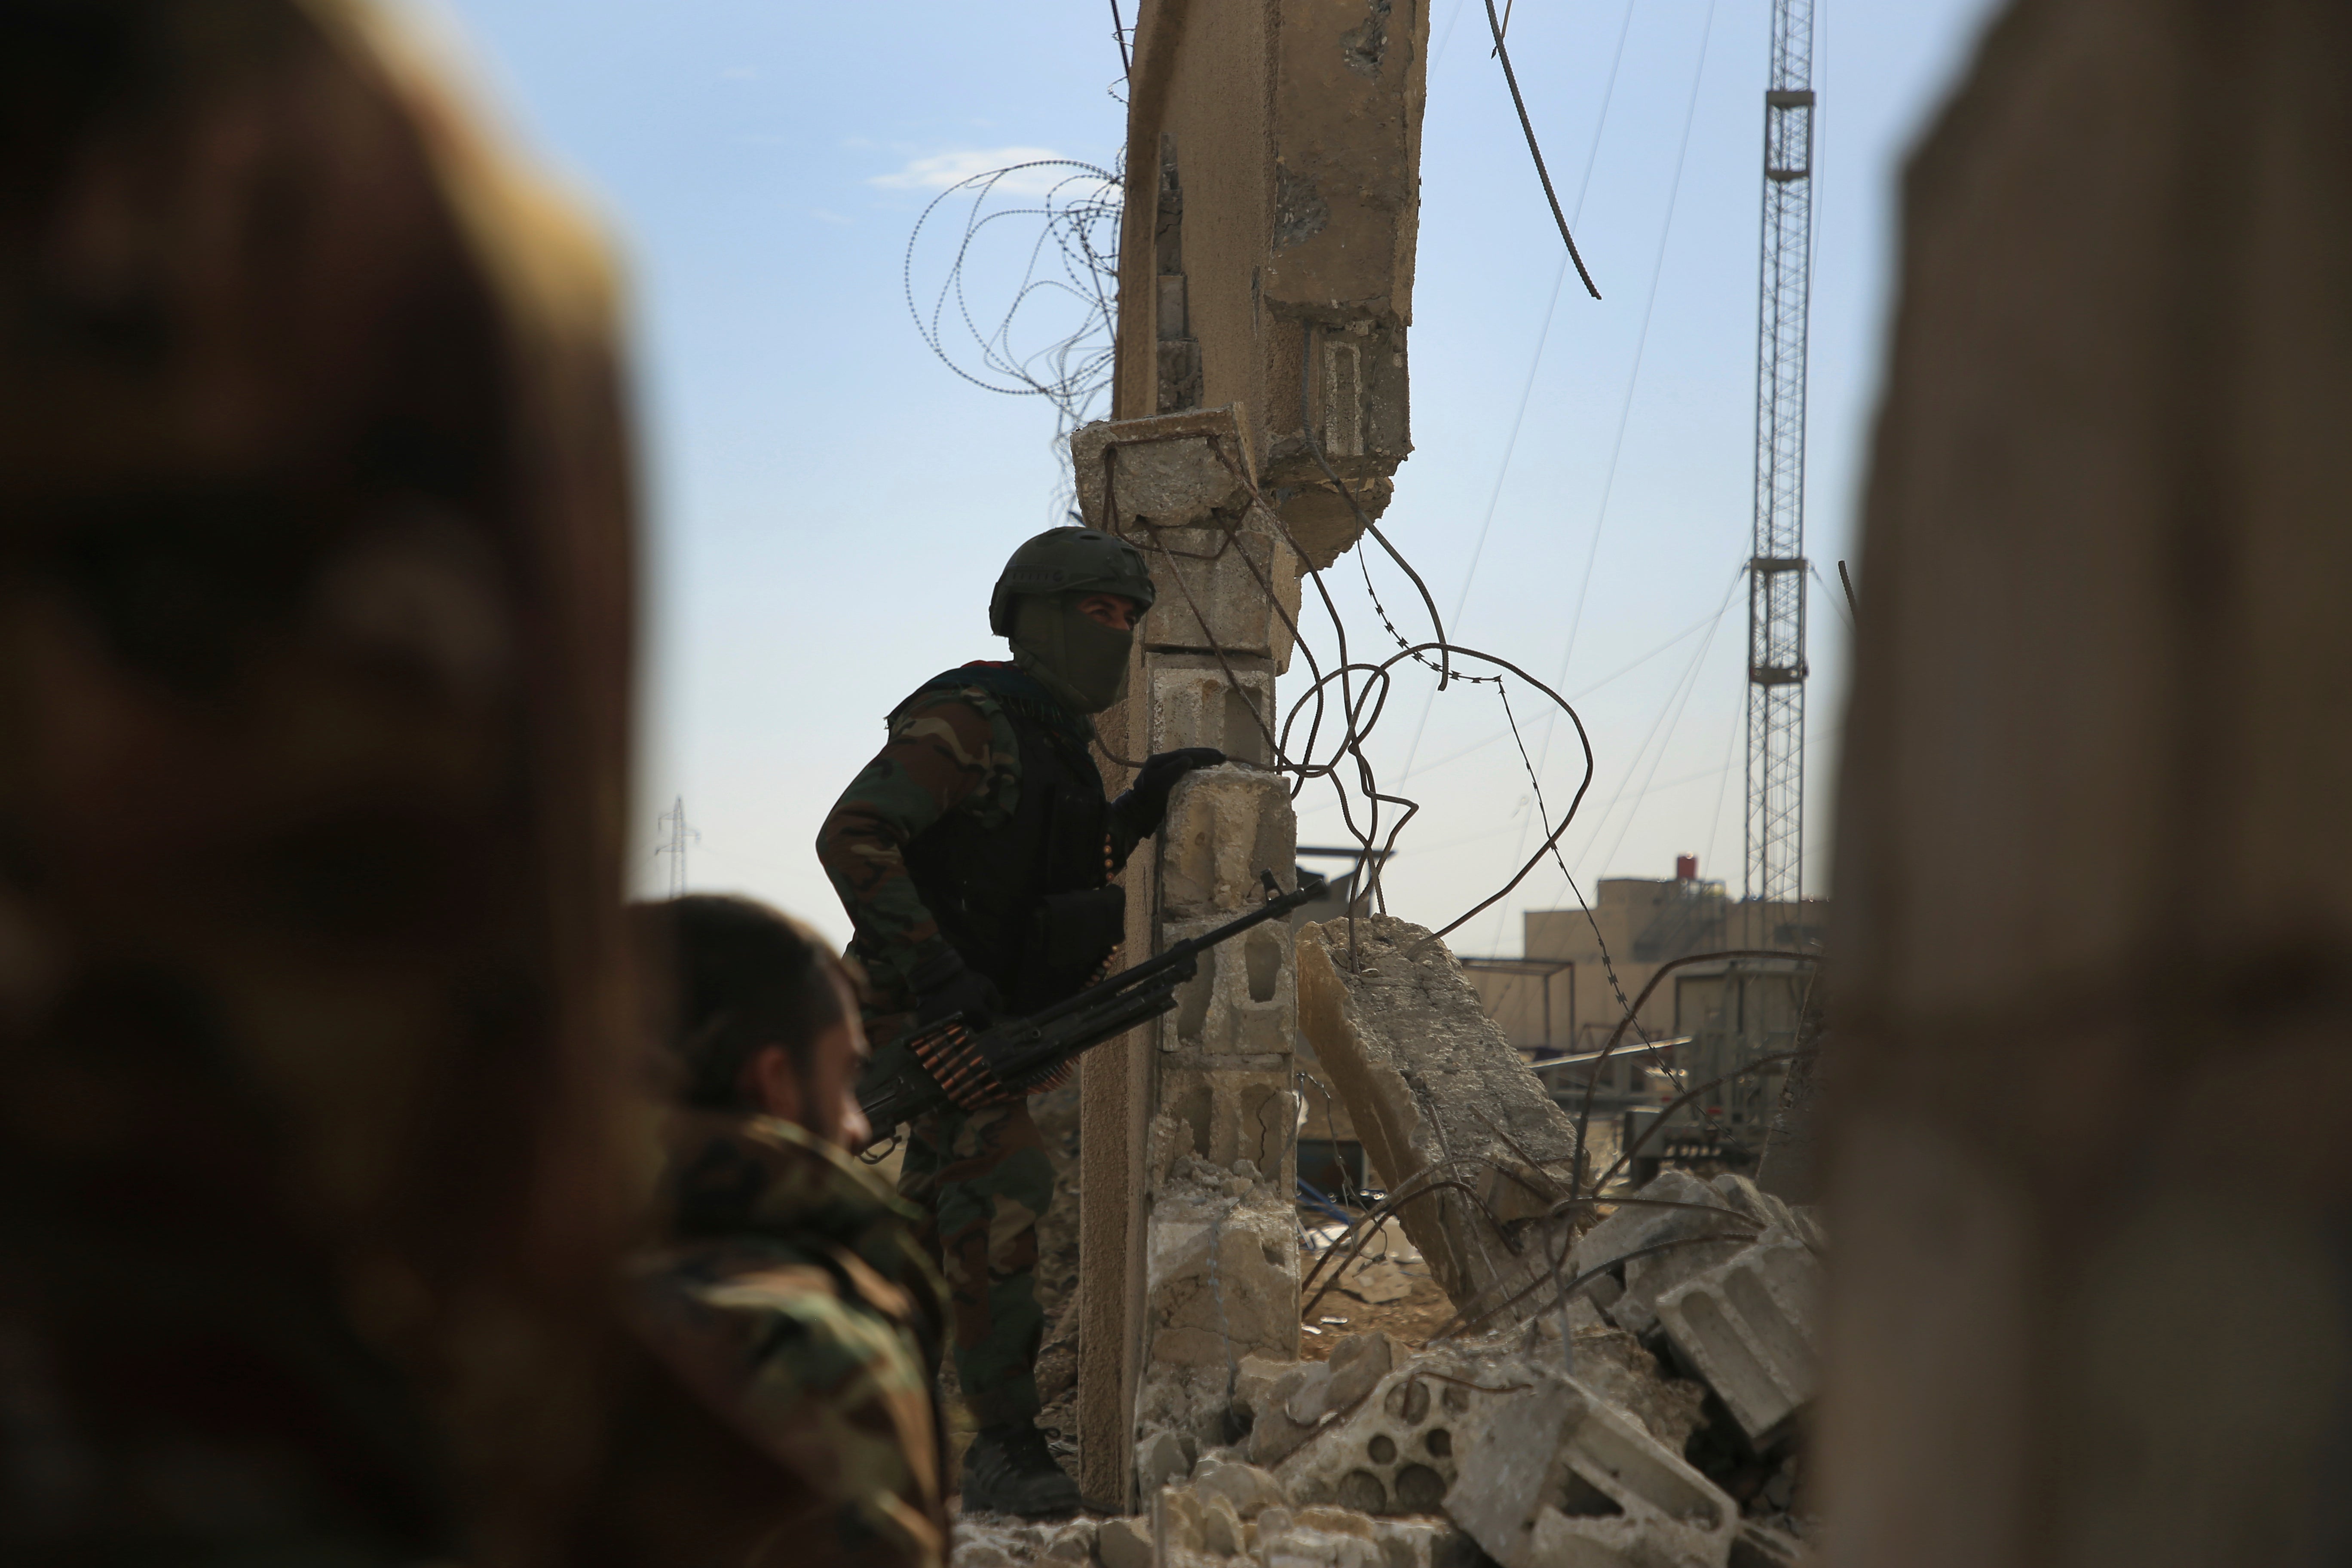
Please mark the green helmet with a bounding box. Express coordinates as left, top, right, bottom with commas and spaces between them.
988, 527, 1156, 636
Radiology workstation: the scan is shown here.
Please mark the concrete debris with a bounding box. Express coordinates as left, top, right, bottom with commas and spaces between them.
1295, 915, 1585, 1324
1096, 1518, 1153, 1568
1044, 1521, 1099, 1565
1246, 1329, 1399, 1467
1137, 1156, 1302, 1454
1567, 1325, 1711, 1455
1654, 1225, 1823, 1449
1338, 1256, 1415, 1305
1269, 1337, 1541, 1516
1443, 1369, 1739, 1568
1730, 1521, 1815, 1568
1138, 1426, 1196, 1493
1072, 406, 1264, 534
987, 1179, 1822, 1568
1249, 1507, 1382, 1568
952, 1519, 1101, 1568
1574, 1170, 1808, 1338
1190, 1457, 1289, 1520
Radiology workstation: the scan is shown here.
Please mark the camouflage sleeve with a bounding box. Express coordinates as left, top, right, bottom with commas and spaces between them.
816, 689, 1020, 1004
631, 1250, 947, 1568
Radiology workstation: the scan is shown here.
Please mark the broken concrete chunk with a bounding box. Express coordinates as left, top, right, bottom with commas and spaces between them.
1369, 1518, 1488, 1568
948, 1520, 1052, 1568
1192, 1457, 1288, 1520
1578, 1170, 1764, 1337
1097, 1516, 1154, 1568
1730, 1521, 1815, 1568
1156, 1483, 1206, 1560
1072, 407, 1261, 533
1040, 1520, 1096, 1564
1252, 1505, 1387, 1568
1442, 1369, 1737, 1568
1200, 1490, 1246, 1557
1325, 1329, 1402, 1415
1275, 1347, 1513, 1516
1710, 1173, 1793, 1232
1654, 1228, 1823, 1448
1567, 1325, 1711, 1454
1295, 916, 1583, 1325
1280, 1361, 1335, 1427
1140, 1426, 1196, 1492
1234, 1353, 1298, 1424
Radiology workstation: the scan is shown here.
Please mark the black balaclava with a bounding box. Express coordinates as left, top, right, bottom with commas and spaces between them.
1010, 591, 1131, 715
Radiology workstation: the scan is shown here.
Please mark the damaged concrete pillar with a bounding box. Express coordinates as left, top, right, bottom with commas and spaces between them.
1819, 2, 2352, 1564
1076, 0, 1433, 1509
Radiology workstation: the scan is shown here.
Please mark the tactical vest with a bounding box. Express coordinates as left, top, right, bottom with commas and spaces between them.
899, 665, 1124, 1015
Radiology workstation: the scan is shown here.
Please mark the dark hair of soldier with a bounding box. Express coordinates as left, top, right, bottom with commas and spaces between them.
633, 896, 868, 1112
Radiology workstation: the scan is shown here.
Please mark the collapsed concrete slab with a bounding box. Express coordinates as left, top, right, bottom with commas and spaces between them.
1654, 1226, 1824, 1450
1295, 914, 1586, 1326
1443, 1369, 1739, 1568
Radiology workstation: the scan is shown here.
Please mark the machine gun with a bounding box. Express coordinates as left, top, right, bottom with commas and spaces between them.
859, 870, 1325, 1140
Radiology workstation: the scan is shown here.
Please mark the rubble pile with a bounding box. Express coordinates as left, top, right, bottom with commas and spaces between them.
953, 1162, 1824, 1568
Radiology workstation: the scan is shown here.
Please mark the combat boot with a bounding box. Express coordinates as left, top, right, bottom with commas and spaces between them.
961, 1421, 1081, 1517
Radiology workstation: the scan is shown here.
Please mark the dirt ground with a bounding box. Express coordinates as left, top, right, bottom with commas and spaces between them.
1295, 1219, 1459, 1361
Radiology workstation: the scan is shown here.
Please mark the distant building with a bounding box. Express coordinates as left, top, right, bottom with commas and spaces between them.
1462, 854, 1825, 1076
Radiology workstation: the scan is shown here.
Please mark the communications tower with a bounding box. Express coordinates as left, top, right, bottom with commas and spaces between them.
1743, 0, 1815, 905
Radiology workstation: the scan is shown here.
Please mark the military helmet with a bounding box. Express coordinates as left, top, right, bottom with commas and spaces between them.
989, 527, 1156, 636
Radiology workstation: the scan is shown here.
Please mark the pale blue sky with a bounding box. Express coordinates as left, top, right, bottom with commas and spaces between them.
424, 0, 2002, 954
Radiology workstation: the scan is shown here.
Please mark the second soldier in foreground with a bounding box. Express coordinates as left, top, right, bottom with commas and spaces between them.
818, 527, 1220, 1514
629, 896, 951, 1568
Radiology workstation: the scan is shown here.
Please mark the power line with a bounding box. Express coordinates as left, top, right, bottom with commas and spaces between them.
1482, 0, 1601, 297
1485, 0, 1725, 940
1553, 0, 1723, 692
1397, 0, 1642, 780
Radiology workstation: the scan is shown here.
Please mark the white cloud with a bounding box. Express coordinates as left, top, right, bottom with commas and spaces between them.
867, 147, 1085, 197
810, 209, 854, 227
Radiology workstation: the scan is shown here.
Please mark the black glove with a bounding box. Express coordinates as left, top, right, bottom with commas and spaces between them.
910, 949, 1001, 1031
1112, 747, 1225, 840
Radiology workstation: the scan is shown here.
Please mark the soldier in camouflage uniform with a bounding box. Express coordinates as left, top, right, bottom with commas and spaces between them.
817, 527, 1220, 1514
630, 895, 952, 1568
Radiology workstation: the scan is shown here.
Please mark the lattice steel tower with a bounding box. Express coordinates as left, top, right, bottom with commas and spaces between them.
1743, 0, 1815, 905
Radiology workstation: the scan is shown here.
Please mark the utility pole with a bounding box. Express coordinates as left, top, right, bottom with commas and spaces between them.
1744, 0, 1816, 906
655, 796, 697, 897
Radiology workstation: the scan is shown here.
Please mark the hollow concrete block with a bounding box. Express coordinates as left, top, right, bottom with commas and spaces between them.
1147, 659, 1283, 773
1150, 1069, 1295, 1180
1157, 761, 1295, 919
1273, 1349, 1510, 1516
1072, 405, 1260, 533
1158, 908, 1294, 1060
1143, 525, 1302, 670
1578, 1171, 1770, 1338
1654, 1229, 1822, 1449
1442, 1370, 1737, 1568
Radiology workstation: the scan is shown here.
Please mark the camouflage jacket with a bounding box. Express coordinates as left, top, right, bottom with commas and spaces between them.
627, 1114, 950, 1568
816, 664, 1062, 1011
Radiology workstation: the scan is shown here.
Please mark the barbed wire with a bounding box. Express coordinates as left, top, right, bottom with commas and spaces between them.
900, 158, 1122, 517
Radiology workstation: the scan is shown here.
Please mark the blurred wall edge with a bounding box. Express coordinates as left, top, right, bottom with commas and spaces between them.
0, 3, 805, 1564
1819, 2, 2352, 1565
